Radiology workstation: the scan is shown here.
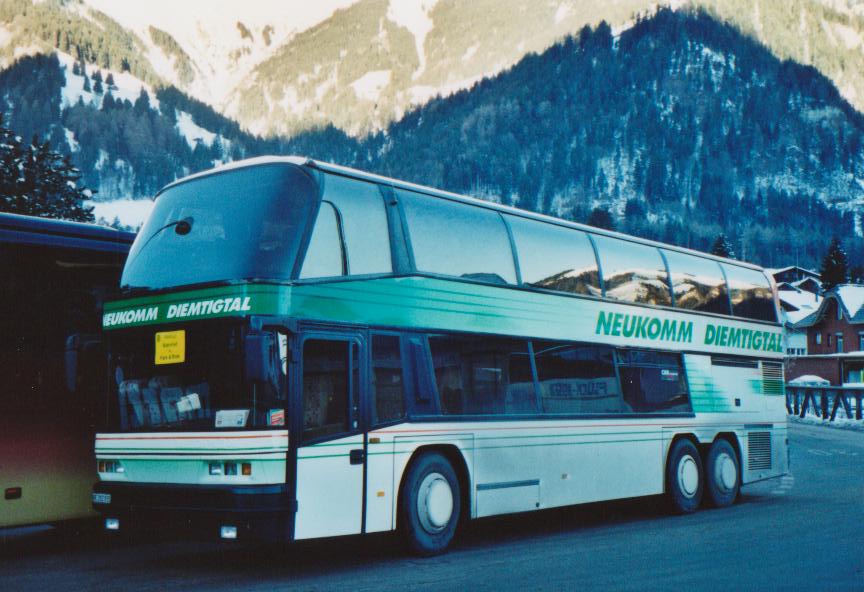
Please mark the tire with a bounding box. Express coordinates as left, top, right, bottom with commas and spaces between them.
398, 452, 461, 556
704, 439, 740, 508
665, 438, 703, 513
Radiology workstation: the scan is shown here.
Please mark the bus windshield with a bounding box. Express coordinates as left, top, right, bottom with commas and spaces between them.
106, 322, 287, 432
121, 164, 317, 290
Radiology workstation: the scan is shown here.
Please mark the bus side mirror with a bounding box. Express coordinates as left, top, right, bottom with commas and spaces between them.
245, 332, 277, 384
65, 334, 81, 393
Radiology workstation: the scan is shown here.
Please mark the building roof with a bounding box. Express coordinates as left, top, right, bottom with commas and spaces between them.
779, 289, 820, 324
766, 265, 820, 279
792, 277, 822, 291
794, 284, 864, 327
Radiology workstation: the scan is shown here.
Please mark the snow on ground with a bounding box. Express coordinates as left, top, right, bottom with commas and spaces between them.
408, 73, 484, 105
57, 51, 158, 110
831, 21, 863, 49
87, 198, 153, 229
554, 3, 572, 25
176, 111, 217, 148
351, 70, 392, 102
386, 0, 438, 79
462, 43, 479, 62
64, 128, 79, 152
788, 375, 831, 385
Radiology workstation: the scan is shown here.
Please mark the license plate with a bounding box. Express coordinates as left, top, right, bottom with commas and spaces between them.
92, 492, 111, 504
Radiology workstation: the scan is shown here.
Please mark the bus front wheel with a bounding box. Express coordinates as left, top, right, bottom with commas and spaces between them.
704, 439, 740, 508
399, 452, 461, 556
665, 438, 703, 513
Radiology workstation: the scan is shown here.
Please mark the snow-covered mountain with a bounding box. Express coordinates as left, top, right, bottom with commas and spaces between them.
79, 0, 357, 108
3, 0, 864, 138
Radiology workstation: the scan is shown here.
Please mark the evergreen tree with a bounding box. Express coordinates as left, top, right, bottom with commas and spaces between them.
820, 237, 849, 289
850, 265, 864, 285
134, 88, 151, 114
587, 207, 615, 230
72, 61, 80, 76
0, 114, 94, 222
82, 73, 91, 92
710, 234, 735, 258
105, 72, 115, 88
92, 70, 103, 94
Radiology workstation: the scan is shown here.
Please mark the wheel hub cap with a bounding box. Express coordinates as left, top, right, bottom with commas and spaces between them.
716, 452, 737, 492
678, 456, 699, 497
417, 473, 454, 533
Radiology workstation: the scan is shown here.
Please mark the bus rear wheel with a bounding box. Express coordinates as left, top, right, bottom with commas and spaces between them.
665, 439, 703, 513
704, 439, 740, 508
399, 452, 461, 556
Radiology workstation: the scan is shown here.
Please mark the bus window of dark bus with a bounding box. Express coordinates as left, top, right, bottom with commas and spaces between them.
0, 243, 124, 419
122, 164, 318, 291
0, 240, 126, 527
106, 323, 288, 432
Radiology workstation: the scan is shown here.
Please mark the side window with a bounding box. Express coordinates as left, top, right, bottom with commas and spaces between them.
617, 350, 690, 413
507, 215, 601, 296
302, 339, 350, 441
371, 334, 406, 424
722, 264, 776, 322
324, 175, 392, 275
593, 235, 672, 306
663, 250, 730, 315
532, 341, 624, 414
399, 190, 517, 285
429, 335, 535, 415
299, 202, 344, 279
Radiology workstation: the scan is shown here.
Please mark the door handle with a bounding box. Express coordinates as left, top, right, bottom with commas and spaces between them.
349, 449, 365, 465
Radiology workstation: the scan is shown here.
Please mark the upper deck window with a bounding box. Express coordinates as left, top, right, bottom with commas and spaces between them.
507, 216, 600, 296
400, 190, 517, 285
323, 174, 392, 275
122, 164, 316, 290
663, 249, 730, 315
722, 264, 777, 322
592, 236, 671, 306
299, 202, 344, 279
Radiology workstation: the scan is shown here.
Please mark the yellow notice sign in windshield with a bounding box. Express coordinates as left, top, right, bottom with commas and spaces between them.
155, 330, 185, 365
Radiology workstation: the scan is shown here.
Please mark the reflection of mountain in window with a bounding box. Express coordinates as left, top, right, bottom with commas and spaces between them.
507, 215, 600, 297
664, 250, 730, 315
593, 235, 671, 306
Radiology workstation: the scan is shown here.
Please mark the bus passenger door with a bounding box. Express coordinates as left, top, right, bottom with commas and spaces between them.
293, 333, 366, 540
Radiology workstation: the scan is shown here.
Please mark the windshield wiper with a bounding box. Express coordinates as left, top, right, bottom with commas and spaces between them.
136, 216, 194, 254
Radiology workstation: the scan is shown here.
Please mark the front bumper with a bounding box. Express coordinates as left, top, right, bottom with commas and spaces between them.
92, 481, 292, 541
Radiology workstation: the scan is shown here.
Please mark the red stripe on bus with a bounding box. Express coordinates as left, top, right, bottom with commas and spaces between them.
96, 433, 287, 441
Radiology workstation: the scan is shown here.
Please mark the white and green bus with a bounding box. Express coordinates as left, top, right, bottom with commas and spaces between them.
92, 157, 788, 554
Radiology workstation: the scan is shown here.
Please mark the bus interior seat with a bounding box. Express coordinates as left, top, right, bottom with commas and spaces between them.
159, 386, 183, 423
118, 379, 146, 429
141, 387, 163, 426
185, 383, 211, 419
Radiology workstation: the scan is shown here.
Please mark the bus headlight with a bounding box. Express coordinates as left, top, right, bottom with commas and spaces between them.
208, 462, 252, 476
98, 460, 124, 473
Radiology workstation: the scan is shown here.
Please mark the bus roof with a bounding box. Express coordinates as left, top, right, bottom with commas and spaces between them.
155, 155, 765, 273
0, 212, 136, 253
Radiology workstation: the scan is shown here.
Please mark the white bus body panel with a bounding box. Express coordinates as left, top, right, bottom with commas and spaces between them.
294, 434, 364, 540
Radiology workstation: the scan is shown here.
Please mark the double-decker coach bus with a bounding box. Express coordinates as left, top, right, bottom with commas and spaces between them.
1, 212, 134, 529
92, 157, 787, 553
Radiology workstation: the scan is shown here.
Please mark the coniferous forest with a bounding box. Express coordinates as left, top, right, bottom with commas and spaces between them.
0, 8, 862, 269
